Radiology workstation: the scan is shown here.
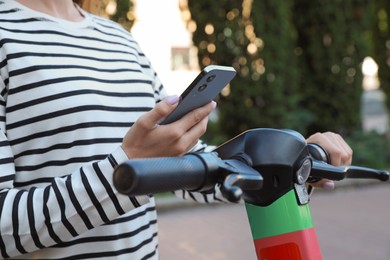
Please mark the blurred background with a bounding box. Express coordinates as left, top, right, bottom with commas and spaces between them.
85, 0, 390, 258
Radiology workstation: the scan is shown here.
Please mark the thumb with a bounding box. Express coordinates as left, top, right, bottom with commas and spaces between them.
144, 95, 179, 126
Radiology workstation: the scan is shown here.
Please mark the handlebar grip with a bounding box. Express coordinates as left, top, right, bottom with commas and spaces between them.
308, 143, 330, 163
113, 153, 221, 195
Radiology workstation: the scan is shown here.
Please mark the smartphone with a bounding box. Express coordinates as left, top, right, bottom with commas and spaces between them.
160, 65, 237, 125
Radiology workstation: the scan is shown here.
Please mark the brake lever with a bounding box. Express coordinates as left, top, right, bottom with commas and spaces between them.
309, 157, 389, 182
307, 143, 389, 182
219, 157, 264, 203
342, 165, 389, 181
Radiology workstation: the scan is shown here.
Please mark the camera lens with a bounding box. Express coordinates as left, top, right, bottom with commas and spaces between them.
198, 84, 207, 92
207, 75, 216, 82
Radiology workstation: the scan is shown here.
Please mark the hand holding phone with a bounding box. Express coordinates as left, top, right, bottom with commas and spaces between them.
160, 65, 236, 125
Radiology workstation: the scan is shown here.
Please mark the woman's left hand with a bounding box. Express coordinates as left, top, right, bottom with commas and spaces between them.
306, 132, 353, 189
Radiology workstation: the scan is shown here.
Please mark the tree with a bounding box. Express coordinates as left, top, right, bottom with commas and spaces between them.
372, 0, 390, 110
293, 0, 372, 135
250, 0, 311, 133
85, 0, 134, 29
187, 0, 371, 141
187, 0, 307, 143
110, 0, 135, 31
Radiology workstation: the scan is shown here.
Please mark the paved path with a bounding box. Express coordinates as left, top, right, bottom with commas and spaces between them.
156, 182, 390, 259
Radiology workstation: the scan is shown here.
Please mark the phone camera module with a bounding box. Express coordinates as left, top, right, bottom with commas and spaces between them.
207, 75, 216, 82
198, 84, 207, 92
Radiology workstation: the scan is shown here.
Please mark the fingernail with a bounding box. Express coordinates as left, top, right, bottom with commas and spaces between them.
165, 95, 179, 105
212, 101, 217, 110
323, 181, 335, 190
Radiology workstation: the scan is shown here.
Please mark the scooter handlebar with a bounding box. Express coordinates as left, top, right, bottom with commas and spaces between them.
113, 152, 221, 196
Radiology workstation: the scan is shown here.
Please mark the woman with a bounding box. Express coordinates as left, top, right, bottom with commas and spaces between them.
0, 0, 352, 259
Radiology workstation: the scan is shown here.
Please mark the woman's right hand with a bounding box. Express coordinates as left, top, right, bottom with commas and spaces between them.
122, 95, 215, 159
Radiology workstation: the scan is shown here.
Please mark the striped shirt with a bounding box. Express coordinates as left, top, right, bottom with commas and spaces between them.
0, 1, 218, 259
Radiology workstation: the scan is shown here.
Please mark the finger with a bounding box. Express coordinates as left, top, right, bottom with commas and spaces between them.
157, 118, 208, 157
308, 133, 340, 165
172, 101, 215, 132
141, 95, 179, 128
309, 179, 335, 190
178, 116, 210, 154
322, 133, 343, 166
308, 132, 351, 166
324, 132, 352, 166
332, 134, 353, 165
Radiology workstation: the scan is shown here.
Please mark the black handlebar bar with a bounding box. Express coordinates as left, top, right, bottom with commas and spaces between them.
113, 151, 389, 198
113, 153, 220, 196
113, 152, 263, 201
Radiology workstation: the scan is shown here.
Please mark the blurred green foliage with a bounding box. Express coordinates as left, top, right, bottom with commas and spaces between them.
108, 0, 134, 30
372, 0, 390, 110
186, 0, 390, 169
346, 130, 390, 169
188, 1, 305, 144
188, 0, 372, 140
292, 0, 371, 135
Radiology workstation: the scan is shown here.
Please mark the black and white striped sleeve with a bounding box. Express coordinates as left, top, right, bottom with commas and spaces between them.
0, 132, 149, 258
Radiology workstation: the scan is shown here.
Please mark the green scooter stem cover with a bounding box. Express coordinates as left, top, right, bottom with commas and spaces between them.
245, 190, 314, 240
